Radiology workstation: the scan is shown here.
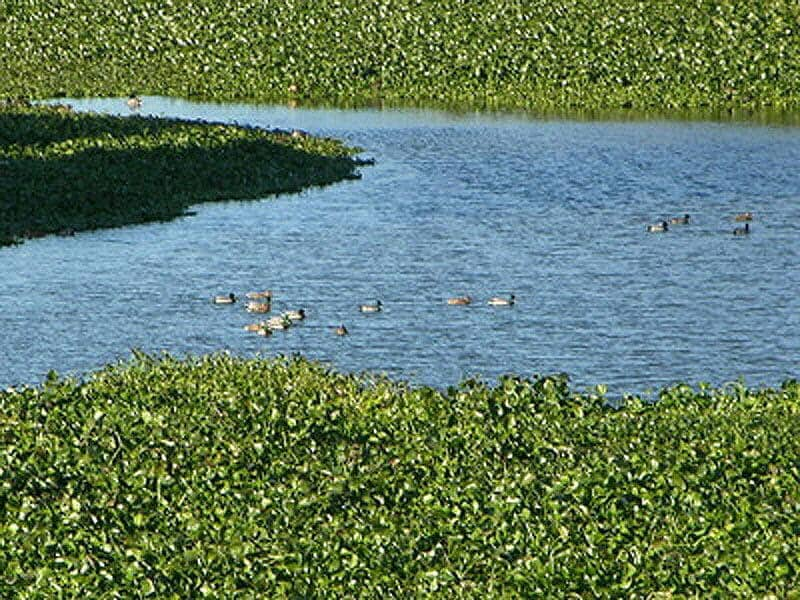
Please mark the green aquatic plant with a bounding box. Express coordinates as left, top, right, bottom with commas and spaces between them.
1, 0, 799, 110
1, 353, 798, 596
0, 101, 364, 245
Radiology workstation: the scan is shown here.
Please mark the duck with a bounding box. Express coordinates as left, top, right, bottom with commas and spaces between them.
335, 324, 349, 336
447, 295, 473, 305
246, 290, 273, 300
213, 293, 236, 304
283, 309, 306, 321
733, 222, 750, 236
246, 301, 272, 313
244, 322, 264, 332
669, 214, 690, 225
126, 94, 142, 109
734, 212, 754, 222
488, 294, 515, 307
266, 315, 292, 330
359, 300, 382, 313
646, 221, 669, 232
256, 327, 273, 337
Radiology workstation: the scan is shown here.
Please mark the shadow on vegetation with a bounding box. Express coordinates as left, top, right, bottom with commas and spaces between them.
0, 100, 365, 246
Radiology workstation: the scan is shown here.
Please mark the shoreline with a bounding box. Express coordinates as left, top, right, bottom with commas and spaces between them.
0, 100, 367, 246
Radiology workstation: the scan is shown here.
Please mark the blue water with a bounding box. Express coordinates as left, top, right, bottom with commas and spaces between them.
2, 97, 799, 394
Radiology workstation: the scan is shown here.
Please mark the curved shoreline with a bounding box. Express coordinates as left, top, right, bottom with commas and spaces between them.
0, 100, 367, 246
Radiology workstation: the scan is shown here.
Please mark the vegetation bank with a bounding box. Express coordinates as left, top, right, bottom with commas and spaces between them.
1, 354, 798, 596
2, 0, 799, 109
0, 101, 363, 246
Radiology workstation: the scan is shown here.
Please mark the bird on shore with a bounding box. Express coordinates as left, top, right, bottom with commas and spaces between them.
126, 94, 141, 109
447, 295, 472, 305
335, 324, 349, 336
669, 214, 690, 225
734, 212, 754, 222
646, 221, 669, 232
246, 290, 273, 300
213, 293, 236, 304
359, 300, 382, 313
246, 301, 271, 313
733, 223, 750, 236
488, 294, 515, 307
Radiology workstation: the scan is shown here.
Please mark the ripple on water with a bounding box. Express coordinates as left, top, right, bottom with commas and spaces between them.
3, 98, 800, 392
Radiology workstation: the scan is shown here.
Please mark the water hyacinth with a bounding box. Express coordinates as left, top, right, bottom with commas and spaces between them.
1, 0, 799, 110
0, 353, 798, 596
0, 100, 364, 245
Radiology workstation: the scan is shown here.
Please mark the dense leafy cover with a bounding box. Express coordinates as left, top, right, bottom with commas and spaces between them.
0, 101, 362, 245
1, 353, 798, 596
1, 0, 799, 109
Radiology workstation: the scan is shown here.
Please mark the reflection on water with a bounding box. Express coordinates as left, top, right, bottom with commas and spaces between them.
2, 97, 799, 393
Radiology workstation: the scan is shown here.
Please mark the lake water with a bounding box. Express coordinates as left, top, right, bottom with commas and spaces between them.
2, 97, 799, 394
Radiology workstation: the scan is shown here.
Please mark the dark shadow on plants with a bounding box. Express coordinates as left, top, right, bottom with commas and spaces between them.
0, 103, 165, 149
0, 102, 367, 245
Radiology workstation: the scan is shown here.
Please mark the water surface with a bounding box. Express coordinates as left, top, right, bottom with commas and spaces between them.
2, 97, 798, 394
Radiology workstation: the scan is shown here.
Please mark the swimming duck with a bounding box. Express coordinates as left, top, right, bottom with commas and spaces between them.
359, 300, 382, 313
126, 94, 142, 109
488, 294, 515, 306
283, 309, 306, 321
733, 223, 750, 236
335, 324, 349, 336
669, 214, 690, 225
246, 301, 272, 313
266, 315, 292, 330
213, 293, 236, 304
447, 295, 473, 305
256, 327, 273, 337
246, 290, 273, 300
734, 212, 754, 222
646, 221, 669, 232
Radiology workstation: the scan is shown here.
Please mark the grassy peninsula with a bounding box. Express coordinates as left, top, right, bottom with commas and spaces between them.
2, 0, 799, 110
0, 101, 363, 246
1, 354, 798, 596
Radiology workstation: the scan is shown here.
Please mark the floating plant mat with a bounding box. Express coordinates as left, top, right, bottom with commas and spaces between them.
2, 1, 800, 110
0, 100, 364, 245
1, 353, 798, 595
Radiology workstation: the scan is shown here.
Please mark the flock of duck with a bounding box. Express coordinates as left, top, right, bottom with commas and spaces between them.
211, 290, 313, 337
646, 211, 753, 234
208, 212, 752, 340
211, 290, 516, 338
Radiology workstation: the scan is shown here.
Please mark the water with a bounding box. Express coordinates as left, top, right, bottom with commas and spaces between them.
2, 97, 799, 394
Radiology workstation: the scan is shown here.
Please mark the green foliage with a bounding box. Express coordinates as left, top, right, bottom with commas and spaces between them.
1, 354, 798, 596
1, 0, 800, 109
0, 100, 362, 245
